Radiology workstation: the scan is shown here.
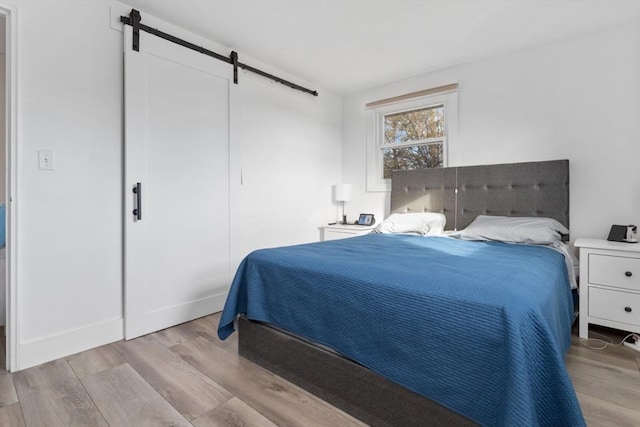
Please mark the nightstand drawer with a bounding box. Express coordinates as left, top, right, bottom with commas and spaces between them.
588, 287, 640, 326
324, 230, 359, 241
588, 254, 640, 291
320, 225, 376, 241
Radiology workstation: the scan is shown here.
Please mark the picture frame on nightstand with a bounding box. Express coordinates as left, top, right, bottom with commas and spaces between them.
356, 213, 375, 226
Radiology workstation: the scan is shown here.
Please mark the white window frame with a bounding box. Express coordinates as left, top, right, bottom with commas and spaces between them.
366, 91, 458, 192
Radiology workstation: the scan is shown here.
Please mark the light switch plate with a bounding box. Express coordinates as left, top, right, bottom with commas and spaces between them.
38, 150, 55, 171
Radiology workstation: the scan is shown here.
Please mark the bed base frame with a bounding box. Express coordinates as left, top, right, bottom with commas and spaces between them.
238, 316, 476, 426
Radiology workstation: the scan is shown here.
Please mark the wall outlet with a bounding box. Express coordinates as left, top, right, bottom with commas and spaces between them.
38, 150, 55, 171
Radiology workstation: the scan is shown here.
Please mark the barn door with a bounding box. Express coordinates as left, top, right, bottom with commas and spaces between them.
123, 25, 231, 339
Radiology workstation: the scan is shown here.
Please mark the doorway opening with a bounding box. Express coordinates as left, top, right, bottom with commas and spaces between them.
0, 5, 15, 372
0, 13, 6, 372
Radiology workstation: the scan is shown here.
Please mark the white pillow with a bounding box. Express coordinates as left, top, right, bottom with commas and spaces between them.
459, 215, 569, 244
375, 213, 446, 236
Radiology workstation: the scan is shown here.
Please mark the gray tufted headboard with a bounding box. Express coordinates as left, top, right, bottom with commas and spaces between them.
391, 159, 569, 231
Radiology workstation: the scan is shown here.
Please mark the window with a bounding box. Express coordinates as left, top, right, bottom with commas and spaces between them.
366, 87, 457, 192
382, 104, 444, 179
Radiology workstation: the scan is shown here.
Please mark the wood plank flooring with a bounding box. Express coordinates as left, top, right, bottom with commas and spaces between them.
0, 316, 637, 426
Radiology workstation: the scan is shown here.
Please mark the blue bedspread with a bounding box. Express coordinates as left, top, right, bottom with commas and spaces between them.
218, 234, 585, 426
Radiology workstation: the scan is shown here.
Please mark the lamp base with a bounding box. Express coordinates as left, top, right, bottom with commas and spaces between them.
342, 215, 347, 224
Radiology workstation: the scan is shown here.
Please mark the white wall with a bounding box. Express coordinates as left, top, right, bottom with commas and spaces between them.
8, 0, 342, 370
342, 20, 640, 241
13, 1, 124, 369
239, 76, 342, 255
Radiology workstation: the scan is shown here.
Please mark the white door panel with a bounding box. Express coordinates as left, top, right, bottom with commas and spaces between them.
124, 28, 231, 339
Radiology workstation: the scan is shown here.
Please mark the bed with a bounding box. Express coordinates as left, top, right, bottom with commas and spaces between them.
218, 159, 585, 426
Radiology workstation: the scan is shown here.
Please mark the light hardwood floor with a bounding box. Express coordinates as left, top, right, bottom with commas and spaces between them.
0, 317, 638, 426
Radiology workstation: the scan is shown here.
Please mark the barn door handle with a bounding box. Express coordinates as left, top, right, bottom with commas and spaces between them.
132, 182, 142, 220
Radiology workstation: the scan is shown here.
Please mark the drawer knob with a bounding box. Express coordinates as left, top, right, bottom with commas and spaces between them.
625, 271, 633, 277
625, 306, 632, 313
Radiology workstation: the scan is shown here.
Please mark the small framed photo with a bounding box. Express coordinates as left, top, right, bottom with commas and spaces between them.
357, 213, 375, 226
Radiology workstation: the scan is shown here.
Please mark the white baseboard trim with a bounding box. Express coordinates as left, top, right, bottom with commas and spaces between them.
16, 317, 123, 371
125, 292, 226, 340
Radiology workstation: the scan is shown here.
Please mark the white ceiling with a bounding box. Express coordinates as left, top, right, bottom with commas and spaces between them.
124, 0, 640, 94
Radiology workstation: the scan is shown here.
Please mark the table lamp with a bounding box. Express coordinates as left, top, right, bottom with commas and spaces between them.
335, 184, 352, 224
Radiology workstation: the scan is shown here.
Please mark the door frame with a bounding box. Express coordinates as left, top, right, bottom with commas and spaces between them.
1, 3, 17, 372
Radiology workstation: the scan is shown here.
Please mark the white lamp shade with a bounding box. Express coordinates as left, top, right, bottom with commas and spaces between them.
335, 184, 352, 202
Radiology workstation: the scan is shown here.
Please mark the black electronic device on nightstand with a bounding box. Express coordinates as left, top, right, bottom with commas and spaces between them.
356, 213, 375, 226
607, 224, 638, 243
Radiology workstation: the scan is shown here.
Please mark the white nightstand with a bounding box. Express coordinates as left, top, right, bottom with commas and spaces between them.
575, 238, 640, 339
320, 224, 377, 241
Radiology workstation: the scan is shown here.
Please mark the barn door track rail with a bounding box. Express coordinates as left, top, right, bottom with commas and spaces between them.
120, 9, 318, 97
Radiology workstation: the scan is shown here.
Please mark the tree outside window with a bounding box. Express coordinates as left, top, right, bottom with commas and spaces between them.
382, 105, 444, 179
